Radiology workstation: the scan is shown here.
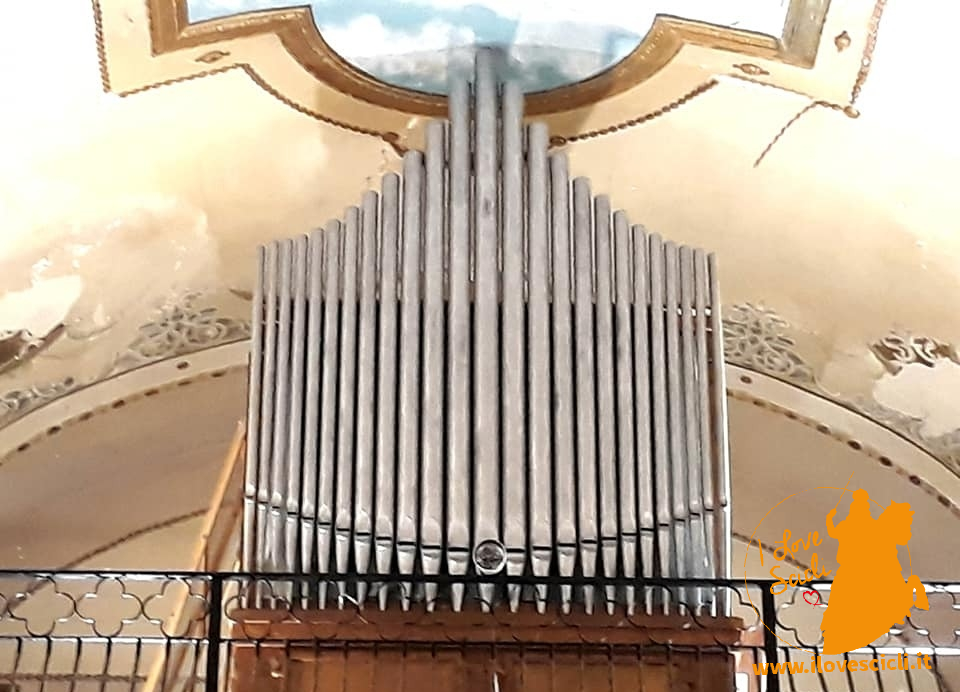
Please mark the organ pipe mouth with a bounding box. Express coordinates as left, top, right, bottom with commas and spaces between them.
241, 52, 731, 616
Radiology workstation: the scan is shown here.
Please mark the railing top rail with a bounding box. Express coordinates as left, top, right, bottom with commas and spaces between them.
2, 570, 958, 589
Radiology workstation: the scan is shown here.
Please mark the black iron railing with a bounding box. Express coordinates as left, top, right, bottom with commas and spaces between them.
1, 571, 956, 691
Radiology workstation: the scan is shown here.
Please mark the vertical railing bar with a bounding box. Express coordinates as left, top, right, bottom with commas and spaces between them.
69, 636, 82, 692
762, 586, 781, 692
204, 574, 222, 692
42, 634, 56, 692
931, 653, 945, 692
843, 652, 857, 692
159, 638, 171, 692
901, 653, 915, 692
869, 646, 882, 692
783, 645, 799, 692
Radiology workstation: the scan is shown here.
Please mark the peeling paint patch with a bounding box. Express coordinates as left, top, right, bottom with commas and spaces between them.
873, 360, 960, 438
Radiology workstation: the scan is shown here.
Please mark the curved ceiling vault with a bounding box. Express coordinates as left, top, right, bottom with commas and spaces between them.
1, 0, 958, 561
3, 354, 957, 582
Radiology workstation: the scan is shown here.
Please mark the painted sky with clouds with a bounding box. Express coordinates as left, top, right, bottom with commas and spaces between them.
187, 0, 789, 93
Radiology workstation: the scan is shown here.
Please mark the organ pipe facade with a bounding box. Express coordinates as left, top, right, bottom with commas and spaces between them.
242, 52, 732, 616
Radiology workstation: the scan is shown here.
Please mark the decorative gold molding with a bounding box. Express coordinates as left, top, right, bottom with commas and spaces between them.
849, 0, 887, 105
145, 0, 829, 117
550, 79, 720, 146
108, 59, 410, 155
90, 0, 408, 151
90, 0, 111, 91
91, 0, 877, 151
750, 0, 888, 166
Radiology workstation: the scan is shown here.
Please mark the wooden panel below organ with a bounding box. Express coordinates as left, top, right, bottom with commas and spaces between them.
228, 607, 755, 692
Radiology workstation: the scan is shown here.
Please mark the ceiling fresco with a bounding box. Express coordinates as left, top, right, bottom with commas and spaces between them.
97, 0, 855, 144
183, 0, 795, 94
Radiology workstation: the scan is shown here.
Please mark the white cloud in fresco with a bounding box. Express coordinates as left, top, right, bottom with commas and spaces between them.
322, 15, 476, 58
320, 16, 624, 92
386, 0, 789, 36
188, 0, 298, 20
189, 0, 789, 38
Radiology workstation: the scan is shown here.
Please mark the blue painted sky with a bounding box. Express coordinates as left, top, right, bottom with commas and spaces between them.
186, 0, 788, 94
190, 0, 531, 45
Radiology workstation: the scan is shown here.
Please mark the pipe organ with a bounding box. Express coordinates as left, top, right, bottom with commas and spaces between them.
242, 53, 731, 618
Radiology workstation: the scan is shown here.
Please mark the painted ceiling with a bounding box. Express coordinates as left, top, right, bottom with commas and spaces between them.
1, 0, 959, 527
184, 0, 793, 94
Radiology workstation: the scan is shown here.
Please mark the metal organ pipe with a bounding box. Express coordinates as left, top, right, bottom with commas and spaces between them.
242, 53, 731, 616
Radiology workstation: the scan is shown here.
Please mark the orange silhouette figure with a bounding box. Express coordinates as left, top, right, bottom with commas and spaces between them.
820, 489, 929, 654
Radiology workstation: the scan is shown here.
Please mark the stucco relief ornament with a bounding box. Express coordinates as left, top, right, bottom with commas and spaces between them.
0, 295, 249, 429
0, 330, 42, 376
107, 293, 250, 375
722, 303, 815, 384
869, 331, 958, 375
0, 378, 79, 426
